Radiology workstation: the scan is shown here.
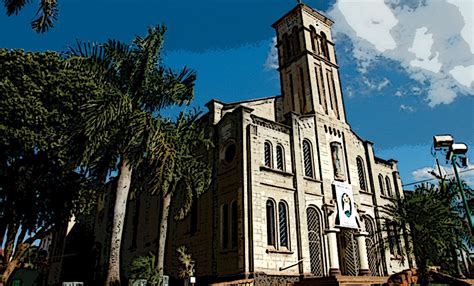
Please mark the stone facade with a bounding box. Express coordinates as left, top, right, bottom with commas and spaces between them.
166, 3, 412, 285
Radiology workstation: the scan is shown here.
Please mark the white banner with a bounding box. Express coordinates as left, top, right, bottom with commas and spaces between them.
334, 182, 358, 229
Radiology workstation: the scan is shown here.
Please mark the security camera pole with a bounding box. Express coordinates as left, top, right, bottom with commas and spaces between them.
449, 144, 474, 235
434, 135, 473, 235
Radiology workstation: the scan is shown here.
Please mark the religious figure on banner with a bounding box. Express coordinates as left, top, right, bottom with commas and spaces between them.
334, 182, 358, 229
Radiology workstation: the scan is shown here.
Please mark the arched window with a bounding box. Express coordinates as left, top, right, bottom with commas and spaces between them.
221, 204, 228, 249
356, 157, 367, 191
303, 139, 314, 178
307, 206, 324, 276
276, 145, 284, 171
378, 174, 385, 196
283, 33, 291, 61
385, 176, 392, 197
264, 141, 272, 168
310, 26, 318, 53
266, 200, 276, 246
278, 201, 289, 248
320, 32, 329, 59
292, 27, 300, 55
231, 200, 238, 248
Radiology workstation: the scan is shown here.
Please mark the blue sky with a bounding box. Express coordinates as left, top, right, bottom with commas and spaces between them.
1, 0, 473, 189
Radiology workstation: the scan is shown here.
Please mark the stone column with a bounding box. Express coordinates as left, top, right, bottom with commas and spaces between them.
355, 231, 371, 276
325, 228, 341, 276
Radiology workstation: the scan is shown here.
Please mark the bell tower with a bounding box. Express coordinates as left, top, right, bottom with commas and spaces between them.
272, 4, 346, 123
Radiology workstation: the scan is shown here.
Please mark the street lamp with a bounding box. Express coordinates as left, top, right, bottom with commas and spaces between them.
433, 135, 473, 234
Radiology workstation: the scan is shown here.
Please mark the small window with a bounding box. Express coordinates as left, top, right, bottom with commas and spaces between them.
283, 33, 291, 61
276, 145, 284, 171
264, 141, 272, 168
278, 201, 289, 248
315, 65, 327, 114
320, 32, 329, 60
378, 174, 385, 196
356, 157, 367, 191
221, 204, 228, 249
292, 27, 300, 55
385, 176, 392, 197
231, 200, 238, 248
303, 139, 313, 177
266, 200, 276, 246
310, 26, 318, 53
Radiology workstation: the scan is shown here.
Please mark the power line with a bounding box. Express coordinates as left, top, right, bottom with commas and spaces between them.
402, 168, 474, 187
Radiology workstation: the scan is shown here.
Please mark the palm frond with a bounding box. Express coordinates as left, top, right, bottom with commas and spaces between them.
139, 66, 196, 113
31, 0, 58, 33
67, 40, 123, 86
4, 0, 32, 15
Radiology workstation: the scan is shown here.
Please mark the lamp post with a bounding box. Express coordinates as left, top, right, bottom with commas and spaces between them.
433, 135, 473, 235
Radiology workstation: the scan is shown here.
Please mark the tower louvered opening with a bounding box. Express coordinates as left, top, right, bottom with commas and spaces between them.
303, 140, 313, 177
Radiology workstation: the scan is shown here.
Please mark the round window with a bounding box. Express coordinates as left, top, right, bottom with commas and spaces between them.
224, 143, 236, 163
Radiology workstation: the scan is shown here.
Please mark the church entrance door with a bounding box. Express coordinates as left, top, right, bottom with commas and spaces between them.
338, 229, 359, 276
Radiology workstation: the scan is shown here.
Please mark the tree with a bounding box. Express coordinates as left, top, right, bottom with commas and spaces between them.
130, 252, 161, 286
69, 25, 196, 285
0, 49, 102, 284
381, 180, 473, 283
133, 112, 212, 277
2, 0, 58, 33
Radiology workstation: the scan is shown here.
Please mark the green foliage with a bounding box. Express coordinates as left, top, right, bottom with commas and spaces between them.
0, 48, 105, 280
66, 24, 200, 284
19, 246, 48, 270
0, 48, 102, 220
133, 110, 213, 220
2, 0, 58, 33
68, 24, 196, 180
130, 252, 161, 285
176, 246, 195, 279
381, 180, 473, 280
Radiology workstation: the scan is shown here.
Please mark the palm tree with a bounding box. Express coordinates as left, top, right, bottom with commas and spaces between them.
69, 25, 196, 285
133, 112, 212, 277
3, 0, 58, 33
381, 181, 473, 283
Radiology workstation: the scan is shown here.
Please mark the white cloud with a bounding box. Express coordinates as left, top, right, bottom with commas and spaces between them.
449, 65, 474, 88
447, 0, 474, 54
265, 37, 278, 70
400, 104, 415, 112
377, 78, 390, 90
411, 166, 435, 181
409, 27, 442, 73
411, 86, 422, 94
395, 90, 403, 97
411, 163, 474, 182
328, 0, 474, 106
336, 0, 398, 52
363, 77, 390, 91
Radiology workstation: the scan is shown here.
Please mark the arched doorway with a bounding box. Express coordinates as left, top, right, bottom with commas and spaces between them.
339, 229, 360, 276
364, 216, 381, 275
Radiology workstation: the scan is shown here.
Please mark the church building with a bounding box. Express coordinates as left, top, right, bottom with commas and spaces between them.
165, 3, 412, 285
